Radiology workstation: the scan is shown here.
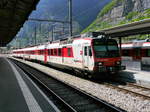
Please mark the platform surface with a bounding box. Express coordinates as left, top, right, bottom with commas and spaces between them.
0, 57, 60, 112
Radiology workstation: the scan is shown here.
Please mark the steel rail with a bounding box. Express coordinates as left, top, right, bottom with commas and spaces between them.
10, 58, 125, 112
104, 82, 150, 100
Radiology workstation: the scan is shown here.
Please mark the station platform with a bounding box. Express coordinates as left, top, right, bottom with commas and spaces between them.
119, 69, 150, 88
0, 57, 60, 112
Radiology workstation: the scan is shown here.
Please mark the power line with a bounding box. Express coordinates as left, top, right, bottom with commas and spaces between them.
28, 18, 69, 23
73, 1, 103, 19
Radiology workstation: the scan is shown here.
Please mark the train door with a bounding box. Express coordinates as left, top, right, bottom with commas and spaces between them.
133, 48, 141, 60
83, 46, 92, 69
44, 49, 48, 63
62, 47, 65, 63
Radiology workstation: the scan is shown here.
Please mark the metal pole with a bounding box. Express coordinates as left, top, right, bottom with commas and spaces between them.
35, 25, 37, 45
119, 37, 122, 56
62, 22, 65, 36
39, 23, 41, 33
51, 26, 54, 41
68, 0, 72, 37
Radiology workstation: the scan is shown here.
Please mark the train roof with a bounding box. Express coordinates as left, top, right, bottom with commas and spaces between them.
122, 41, 150, 49
12, 35, 117, 51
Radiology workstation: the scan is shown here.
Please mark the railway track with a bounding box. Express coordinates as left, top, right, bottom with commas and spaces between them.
103, 81, 150, 100
10, 59, 125, 112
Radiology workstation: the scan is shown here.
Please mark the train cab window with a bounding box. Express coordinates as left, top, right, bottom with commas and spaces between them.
68, 48, 71, 57
84, 47, 87, 56
58, 48, 62, 56
88, 46, 92, 56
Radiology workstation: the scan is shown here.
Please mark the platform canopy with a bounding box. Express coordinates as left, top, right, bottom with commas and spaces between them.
99, 19, 150, 38
0, 0, 40, 46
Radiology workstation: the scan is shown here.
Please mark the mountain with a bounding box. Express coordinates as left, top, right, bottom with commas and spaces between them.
10, 0, 112, 47
82, 0, 150, 34
30, 0, 111, 30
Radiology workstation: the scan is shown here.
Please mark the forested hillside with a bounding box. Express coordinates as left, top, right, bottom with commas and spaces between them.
83, 0, 150, 40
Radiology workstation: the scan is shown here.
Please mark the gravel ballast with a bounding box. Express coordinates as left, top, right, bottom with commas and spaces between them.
11, 58, 150, 112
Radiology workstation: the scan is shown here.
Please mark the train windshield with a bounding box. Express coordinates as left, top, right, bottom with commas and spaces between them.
93, 39, 120, 58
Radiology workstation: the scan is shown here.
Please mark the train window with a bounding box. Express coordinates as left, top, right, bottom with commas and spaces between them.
148, 50, 150, 57
32, 51, 34, 54
122, 50, 129, 56
68, 48, 71, 57
40, 50, 42, 55
37, 50, 40, 55
84, 47, 87, 56
88, 46, 92, 56
48, 49, 51, 55
58, 48, 62, 56
51, 49, 53, 55
54, 49, 57, 56
135, 48, 141, 56
146, 49, 150, 57
40, 50, 44, 55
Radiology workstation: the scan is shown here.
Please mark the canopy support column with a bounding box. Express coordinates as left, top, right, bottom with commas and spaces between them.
119, 37, 122, 56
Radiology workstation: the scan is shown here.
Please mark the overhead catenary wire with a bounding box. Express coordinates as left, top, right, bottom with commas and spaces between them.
73, 1, 104, 19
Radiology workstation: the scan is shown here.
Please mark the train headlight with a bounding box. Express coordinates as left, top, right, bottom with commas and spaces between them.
116, 61, 121, 65
98, 62, 103, 66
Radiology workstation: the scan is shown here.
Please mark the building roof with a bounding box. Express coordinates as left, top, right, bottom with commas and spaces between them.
100, 19, 150, 38
0, 0, 40, 46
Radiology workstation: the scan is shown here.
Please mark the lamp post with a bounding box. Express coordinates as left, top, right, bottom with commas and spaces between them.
68, 0, 72, 37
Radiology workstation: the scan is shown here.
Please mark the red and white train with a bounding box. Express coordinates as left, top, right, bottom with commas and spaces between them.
121, 39, 150, 70
12, 34, 125, 78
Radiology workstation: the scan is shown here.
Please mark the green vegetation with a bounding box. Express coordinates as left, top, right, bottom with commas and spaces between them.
82, 6, 150, 34
98, 0, 124, 17
118, 11, 150, 26
125, 11, 139, 20
82, 0, 125, 33
82, 20, 112, 33
82, 0, 150, 41
122, 34, 150, 42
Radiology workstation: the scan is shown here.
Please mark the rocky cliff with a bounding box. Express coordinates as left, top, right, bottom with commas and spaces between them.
83, 0, 150, 33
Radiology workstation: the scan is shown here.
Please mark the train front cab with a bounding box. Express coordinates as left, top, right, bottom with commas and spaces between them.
85, 38, 125, 76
